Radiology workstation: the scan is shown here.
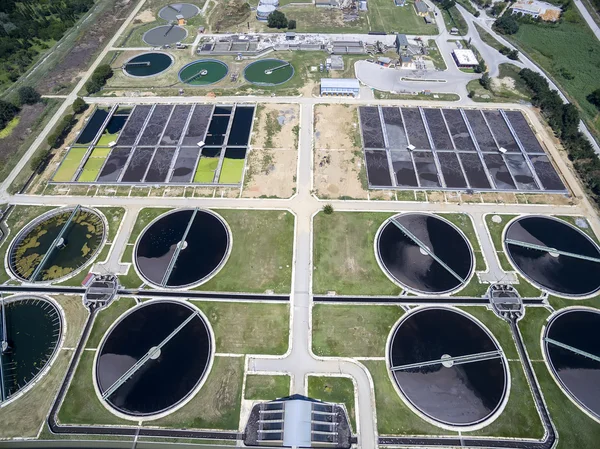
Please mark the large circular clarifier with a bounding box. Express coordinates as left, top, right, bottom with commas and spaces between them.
243, 59, 294, 86
543, 308, 600, 420
143, 25, 187, 46
95, 300, 212, 417
178, 60, 228, 85
388, 307, 508, 427
8, 207, 105, 283
123, 52, 173, 77
0, 296, 62, 402
504, 216, 600, 296
135, 209, 230, 288
376, 213, 473, 294
158, 3, 200, 20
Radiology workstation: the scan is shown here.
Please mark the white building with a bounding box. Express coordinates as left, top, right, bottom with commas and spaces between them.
320, 78, 360, 97
452, 49, 479, 68
510, 0, 561, 21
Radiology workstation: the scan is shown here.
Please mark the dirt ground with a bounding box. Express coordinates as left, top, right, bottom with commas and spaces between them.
135, 9, 155, 23
0, 103, 46, 169
37, 0, 137, 94
313, 104, 367, 199
244, 104, 298, 198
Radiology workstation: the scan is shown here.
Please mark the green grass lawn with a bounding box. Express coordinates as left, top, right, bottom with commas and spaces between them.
467, 63, 531, 103
218, 158, 245, 184
312, 304, 403, 357
367, 0, 437, 34
308, 376, 356, 432
507, 8, 600, 139
53, 147, 88, 182
475, 23, 504, 51
426, 40, 447, 70
152, 356, 243, 430
313, 211, 400, 295
192, 301, 289, 355
441, 5, 468, 35
77, 147, 111, 182
96, 207, 125, 242
196, 209, 294, 293
362, 360, 452, 436
245, 374, 290, 400
194, 157, 219, 183
86, 297, 137, 348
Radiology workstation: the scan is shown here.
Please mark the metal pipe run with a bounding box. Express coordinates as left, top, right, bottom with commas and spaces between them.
545, 337, 600, 363
167, 4, 181, 12
165, 24, 175, 37
505, 238, 600, 263
30, 205, 81, 282
101, 311, 198, 400
161, 208, 198, 287
264, 63, 290, 74
390, 350, 502, 372
389, 218, 466, 284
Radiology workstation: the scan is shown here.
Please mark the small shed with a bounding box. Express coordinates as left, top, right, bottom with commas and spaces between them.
396, 33, 409, 52
176, 14, 186, 25
285, 31, 296, 40
395, 0, 406, 5
414, 0, 429, 16
400, 55, 413, 67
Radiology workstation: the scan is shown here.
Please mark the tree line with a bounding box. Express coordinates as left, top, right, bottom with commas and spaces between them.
519, 68, 600, 204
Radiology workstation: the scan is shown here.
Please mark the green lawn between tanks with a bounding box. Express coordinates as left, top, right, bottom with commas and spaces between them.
97, 206, 126, 243
313, 211, 400, 296
86, 297, 137, 349
312, 304, 404, 357
0, 205, 55, 283
308, 376, 357, 433
53, 146, 88, 182
438, 213, 487, 272
195, 209, 294, 294
245, 374, 291, 400
506, 9, 600, 139
194, 157, 218, 183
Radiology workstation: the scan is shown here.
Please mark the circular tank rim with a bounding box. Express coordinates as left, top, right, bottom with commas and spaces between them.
374, 212, 475, 296
93, 299, 215, 421
177, 59, 229, 85
6, 206, 108, 284
142, 25, 188, 46
133, 208, 232, 290
502, 214, 600, 298
122, 51, 175, 79
243, 58, 295, 86
256, 4, 277, 12
542, 306, 600, 424
385, 305, 511, 431
0, 294, 65, 409
158, 3, 201, 20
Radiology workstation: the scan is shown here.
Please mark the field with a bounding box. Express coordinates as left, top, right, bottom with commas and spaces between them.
245, 374, 290, 400
467, 63, 531, 103
507, 8, 600, 138
366, 0, 437, 34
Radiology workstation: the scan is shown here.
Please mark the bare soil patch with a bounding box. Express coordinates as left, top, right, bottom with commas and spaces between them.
314, 149, 367, 199
135, 9, 155, 23
244, 149, 296, 198
0, 103, 46, 171
314, 104, 360, 150
251, 104, 299, 149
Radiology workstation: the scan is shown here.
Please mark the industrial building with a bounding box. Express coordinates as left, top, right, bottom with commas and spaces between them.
510, 0, 561, 21
320, 78, 360, 97
452, 49, 479, 68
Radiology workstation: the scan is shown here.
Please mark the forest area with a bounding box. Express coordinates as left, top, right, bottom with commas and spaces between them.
0, 0, 95, 92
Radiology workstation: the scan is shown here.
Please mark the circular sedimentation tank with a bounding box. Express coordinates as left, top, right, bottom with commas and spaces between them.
504, 216, 600, 297
376, 213, 473, 294
388, 307, 508, 428
143, 25, 187, 46
8, 207, 106, 283
543, 308, 600, 421
158, 3, 200, 21
0, 296, 62, 403
123, 52, 174, 77
243, 59, 294, 86
256, 4, 276, 20
178, 59, 228, 85
134, 209, 230, 288
95, 300, 212, 418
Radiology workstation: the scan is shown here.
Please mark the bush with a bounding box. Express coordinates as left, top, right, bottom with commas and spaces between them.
288, 19, 296, 29
47, 113, 74, 149
588, 88, 600, 110
17, 86, 41, 105
479, 72, 491, 89
0, 100, 19, 130
468, 90, 476, 98
507, 49, 519, 60
323, 204, 334, 215
267, 10, 288, 29
72, 97, 87, 114
29, 148, 51, 172
86, 64, 113, 94
494, 14, 519, 34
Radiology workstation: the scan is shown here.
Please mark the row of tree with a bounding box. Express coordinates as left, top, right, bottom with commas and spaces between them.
519, 68, 600, 204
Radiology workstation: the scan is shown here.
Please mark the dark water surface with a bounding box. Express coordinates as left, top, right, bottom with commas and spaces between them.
76, 109, 109, 145
389, 308, 507, 426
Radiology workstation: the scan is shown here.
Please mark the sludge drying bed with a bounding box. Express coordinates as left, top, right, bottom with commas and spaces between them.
504, 216, 600, 296
95, 300, 212, 417
388, 307, 508, 428
376, 213, 473, 294
135, 209, 230, 288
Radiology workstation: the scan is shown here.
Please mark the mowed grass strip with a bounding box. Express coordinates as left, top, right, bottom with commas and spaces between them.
128, 207, 173, 244
53, 146, 88, 182
194, 157, 218, 183
313, 211, 400, 295
312, 304, 403, 357
362, 360, 452, 436
196, 209, 294, 293
86, 297, 137, 349
152, 356, 244, 430
308, 376, 356, 432
192, 301, 289, 355
245, 374, 290, 400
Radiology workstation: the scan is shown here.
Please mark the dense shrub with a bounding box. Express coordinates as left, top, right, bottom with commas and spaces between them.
47, 113, 74, 148
72, 97, 87, 114
494, 14, 519, 34
267, 10, 288, 29
17, 86, 41, 105
0, 100, 19, 130
85, 64, 113, 94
